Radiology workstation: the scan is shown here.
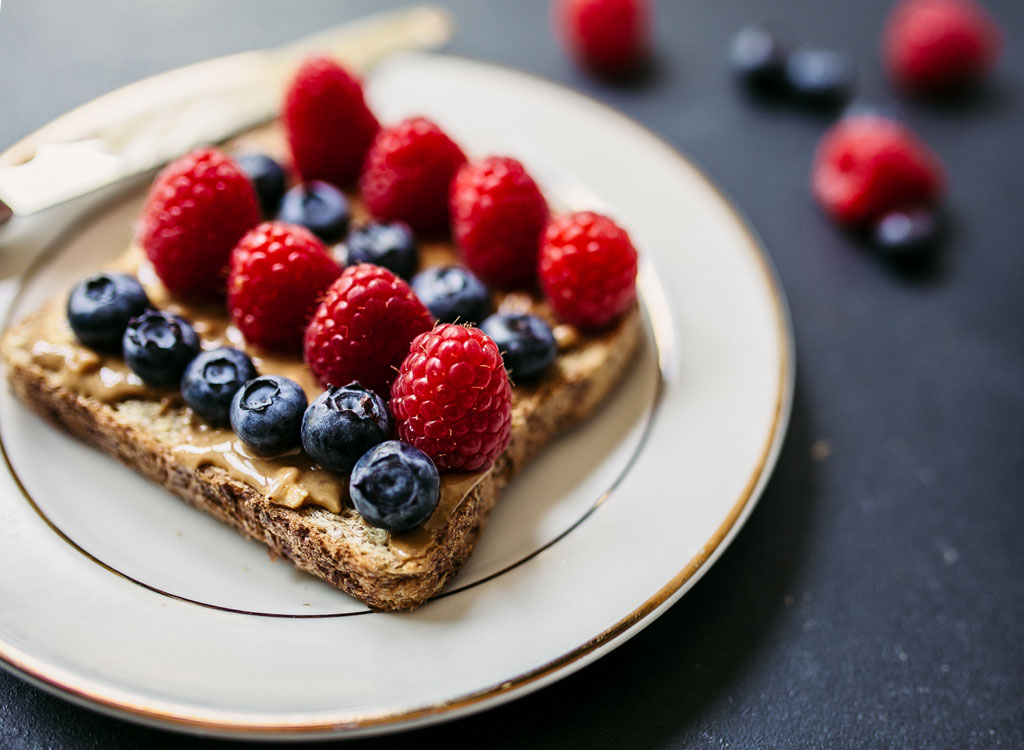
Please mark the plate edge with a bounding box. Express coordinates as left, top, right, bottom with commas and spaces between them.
0, 51, 796, 739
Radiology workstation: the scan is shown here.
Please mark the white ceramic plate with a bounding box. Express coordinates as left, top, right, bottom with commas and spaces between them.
0, 53, 793, 739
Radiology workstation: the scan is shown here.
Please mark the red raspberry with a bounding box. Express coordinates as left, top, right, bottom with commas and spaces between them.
883, 0, 1001, 95
359, 117, 466, 235
538, 212, 638, 330
390, 324, 512, 472
450, 156, 550, 288
283, 56, 380, 185
554, 0, 650, 75
812, 115, 945, 227
304, 264, 432, 395
227, 222, 341, 352
136, 147, 260, 300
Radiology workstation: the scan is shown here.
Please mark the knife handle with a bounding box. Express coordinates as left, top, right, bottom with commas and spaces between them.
257, 7, 456, 120
280, 6, 454, 73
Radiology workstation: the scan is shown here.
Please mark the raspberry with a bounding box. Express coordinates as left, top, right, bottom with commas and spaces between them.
304, 264, 432, 395
390, 324, 512, 472
554, 0, 650, 75
227, 222, 340, 352
284, 56, 380, 185
450, 157, 549, 288
883, 0, 1001, 94
812, 115, 945, 226
136, 147, 260, 300
359, 117, 466, 235
538, 212, 638, 330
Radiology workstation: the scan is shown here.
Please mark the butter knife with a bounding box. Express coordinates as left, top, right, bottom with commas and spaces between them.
0, 6, 453, 227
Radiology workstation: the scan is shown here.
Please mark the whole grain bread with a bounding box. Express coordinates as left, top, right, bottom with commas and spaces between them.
2, 288, 641, 610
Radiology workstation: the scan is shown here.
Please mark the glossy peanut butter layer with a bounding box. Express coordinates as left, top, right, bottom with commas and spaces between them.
23, 247, 575, 557
20, 118, 580, 554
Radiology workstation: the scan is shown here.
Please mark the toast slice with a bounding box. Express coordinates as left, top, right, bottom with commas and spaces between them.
1, 250, 641, 610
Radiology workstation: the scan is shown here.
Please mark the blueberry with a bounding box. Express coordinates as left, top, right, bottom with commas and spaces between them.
480, 313, 557, 381
277, 181, 350, 243
785, 47, 853, 107
235, 153, 286, 217
181, 347, 258, 427
349, 441, 440, 531
873, 208, 940, 261
344, 221, 418, 279
66, 272, 150, 351
729, 25, 788, 94
122, 310, 200, 387
301, 383, 392, 473
229, 375, 308, 457
412, 266, 491, 325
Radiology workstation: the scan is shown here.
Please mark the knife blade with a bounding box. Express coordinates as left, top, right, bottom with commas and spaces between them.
0, 6, 453, 222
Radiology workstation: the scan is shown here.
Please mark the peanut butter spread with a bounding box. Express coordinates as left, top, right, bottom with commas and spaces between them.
25, 246, 576, 557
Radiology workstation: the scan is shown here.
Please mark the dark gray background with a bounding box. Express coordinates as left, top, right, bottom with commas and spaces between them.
1, 0, 1021, 747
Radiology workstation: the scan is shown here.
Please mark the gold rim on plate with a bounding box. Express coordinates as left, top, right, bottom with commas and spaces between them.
0, 54, 794, 737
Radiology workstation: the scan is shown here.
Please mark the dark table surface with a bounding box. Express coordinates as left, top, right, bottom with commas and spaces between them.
1, 0, 1022, 747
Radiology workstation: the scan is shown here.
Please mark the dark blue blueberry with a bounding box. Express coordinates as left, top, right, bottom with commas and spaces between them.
412, 266, 491, 325
344, 221, 418, 279
122, 310, 199, 387
235, 153, 287, 218
229, 375, 308, 457
278, 181, 350, 243
301, 382, 392, 473
66, 272, 150, 351
729, 25, 789, 94
480, 313, 557, 381
785, 47, 853, 107
349, 441, 440, 531
874, 208, 941, 261
181, 347, 258, 427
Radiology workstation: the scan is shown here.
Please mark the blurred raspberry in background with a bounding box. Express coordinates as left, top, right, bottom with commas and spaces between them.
553, 0, 651, 76
883, 0, 1002, 95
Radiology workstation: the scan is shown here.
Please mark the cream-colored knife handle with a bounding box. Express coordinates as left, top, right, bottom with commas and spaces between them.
277, 5, 453, 71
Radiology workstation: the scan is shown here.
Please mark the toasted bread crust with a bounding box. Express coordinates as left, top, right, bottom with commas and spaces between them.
2, 300, 641, 610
